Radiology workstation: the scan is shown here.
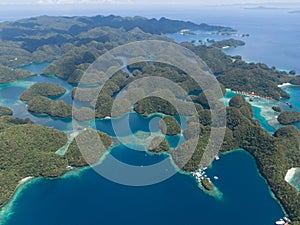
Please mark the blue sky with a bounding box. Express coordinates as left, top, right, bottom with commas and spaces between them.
0, 0, 299, 22
1, 0, 300, 6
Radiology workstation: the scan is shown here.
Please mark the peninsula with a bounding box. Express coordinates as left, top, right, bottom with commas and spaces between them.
0, 15, 299, 225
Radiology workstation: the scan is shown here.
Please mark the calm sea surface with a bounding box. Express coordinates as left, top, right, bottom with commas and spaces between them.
2, 7, 300, 224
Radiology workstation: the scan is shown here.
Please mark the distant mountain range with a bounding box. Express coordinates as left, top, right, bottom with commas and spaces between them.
244, 6, 289, 10
289, 10, 300, 14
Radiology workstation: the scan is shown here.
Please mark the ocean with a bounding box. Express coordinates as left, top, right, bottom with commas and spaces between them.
1, 5, 300, 225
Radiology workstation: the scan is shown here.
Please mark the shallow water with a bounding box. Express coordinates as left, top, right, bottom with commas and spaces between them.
2, 7, 300, 224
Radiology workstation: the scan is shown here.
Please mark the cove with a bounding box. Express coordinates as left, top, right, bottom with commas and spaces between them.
1, 150, 284, 225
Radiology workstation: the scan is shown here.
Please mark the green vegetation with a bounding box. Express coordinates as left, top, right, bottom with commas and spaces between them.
0, 65, 35, 83
277, 111, 300, 125
0, 15, 232, 65
64, 129, 112, 167
290, 76, 300, 85
20, 82, 66, 102
0, 122, 68, 207
0, 15, 295, 102
0, 112, 113, 207
229, 94, 254, 119
212, 38, 245, 48
182, 43, 293, 100
272, 106, 282, 113
171, 95, 300, 223
183, 122, 204, 140
27, 96, 72, 118
159, 116, 181, 136
134, 97, 177, 116
148, 136, 170, 153
0, 116, 33, 132
73, 107, 94, 122
0, 106, 13, 116
1, 15, 300, 223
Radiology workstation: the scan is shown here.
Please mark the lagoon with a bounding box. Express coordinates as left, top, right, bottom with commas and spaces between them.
2, 7, 300, 225
0, 61, 286, 225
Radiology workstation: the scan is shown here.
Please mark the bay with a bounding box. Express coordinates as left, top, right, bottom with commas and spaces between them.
3, 7, 300, 224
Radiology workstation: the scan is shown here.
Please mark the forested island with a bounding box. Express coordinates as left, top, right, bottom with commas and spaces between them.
147, 136, 170, 153
0, 65, 35, 83
27, 96, 72, 118
272, 106, 282, 113
159, 116, 181, 136
0, 15, 300, 224
278, 111, 300, 125
20, 82, 66, 102
212, 38, 245, 48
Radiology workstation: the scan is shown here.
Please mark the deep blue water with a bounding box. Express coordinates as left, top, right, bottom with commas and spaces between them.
2, 151, 283, 225
2, 6, 300, 225
95, 113, 161, 137
166, 6, 300, 73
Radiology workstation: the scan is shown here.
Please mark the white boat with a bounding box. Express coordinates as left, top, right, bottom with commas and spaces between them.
275, 219, 285, 225
214, 176, 219, 180
215, 155, 220, 160
180, 29, 189, 35
104, 116, 111, 119
283, 217, 291, 223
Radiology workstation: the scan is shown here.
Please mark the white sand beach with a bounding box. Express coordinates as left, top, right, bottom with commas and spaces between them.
18, 177, 34, 185
278, 83, 292, 88
285, 168, 297, 183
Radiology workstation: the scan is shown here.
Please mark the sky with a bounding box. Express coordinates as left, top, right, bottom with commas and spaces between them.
0, 0, 300, 6
0, 0, 299, 22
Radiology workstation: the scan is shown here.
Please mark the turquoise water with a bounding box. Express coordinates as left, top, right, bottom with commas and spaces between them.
0, 62, 287, 225
280, 86, 300, 130
3, 8, 300, 225
0, 62, 74, 131
223, 90, 276, 133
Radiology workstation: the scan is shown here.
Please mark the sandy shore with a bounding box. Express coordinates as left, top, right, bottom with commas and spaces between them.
278, 82, 292, 88
285, 168, 297, 183
18, 176, 34, 186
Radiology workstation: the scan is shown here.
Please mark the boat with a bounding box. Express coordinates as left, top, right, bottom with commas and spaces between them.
213, 176, 219, 180
104, 116, 111, 119
285, 102, 293, 108
283, 217, 291, 223
275, 219, 286, 225
195, 172, 201, 178
180, 29, 196, 35
214, 155, 220, 160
